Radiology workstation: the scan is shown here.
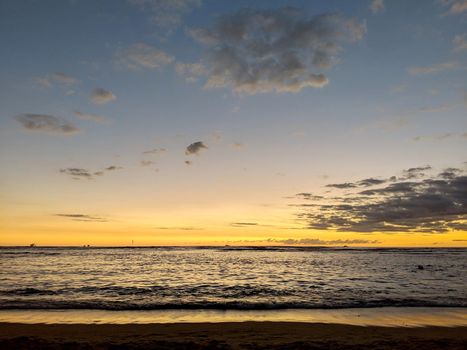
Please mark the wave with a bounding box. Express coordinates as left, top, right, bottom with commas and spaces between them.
0, 285, 294, 298
0, 299, 466, 310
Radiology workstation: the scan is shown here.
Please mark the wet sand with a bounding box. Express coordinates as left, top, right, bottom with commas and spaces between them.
0, 322, 466, 349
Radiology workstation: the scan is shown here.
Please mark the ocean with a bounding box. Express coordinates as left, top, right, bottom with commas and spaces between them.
1, 246, 466, 311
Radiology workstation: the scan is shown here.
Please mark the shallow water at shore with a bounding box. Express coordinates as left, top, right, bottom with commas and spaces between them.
0, 307, 466, 327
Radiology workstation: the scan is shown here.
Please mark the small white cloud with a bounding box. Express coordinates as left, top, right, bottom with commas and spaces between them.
370, 0, 385, 14
51, 72, 79, 85
34, 77, 51, 88
441, 0, 467, 15
408, 61, 461, 75
34, 72, 79, 89
231, 142, 244, 149
453, 33, 467, 52
128, 0, 201, 31
116, 43, 174, 70
175, 62, 207, 82
90, 88, 116, 105
74, 111, 109, 124
141, 160, 155, 166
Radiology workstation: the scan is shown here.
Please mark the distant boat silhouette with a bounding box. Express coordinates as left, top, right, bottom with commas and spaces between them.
29, 243, 35, 247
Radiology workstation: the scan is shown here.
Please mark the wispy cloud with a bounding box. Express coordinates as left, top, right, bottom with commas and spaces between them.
51, 72, 79, 85
412, 132, 467, 142
231, 142, 244, 149
175, 62, 207, 82
453, 33, 467, 52
440, 0, 467, 15
74, 111, 109, 124
60, 165, 123, 180
128, 0, 201, 32
116, 43, 174, 70
408, 61, 461, 75
370, 0, 385, 14
186, 7, 366, 94
35, 72, 79, 88
55, 214, 107, 222
141, 160, 155, 166
59, 168, 94, 179
359, 102, 459, 132
143, 147, 167, 155
90, 88, 116, 105
185, 141, 208, 155
230, 222, 258, 227
155, 226, 203, 230
14, 114, 79, 135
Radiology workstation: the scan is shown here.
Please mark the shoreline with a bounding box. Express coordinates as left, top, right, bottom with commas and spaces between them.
0, 307, 466, 327
1, 322, 466, 349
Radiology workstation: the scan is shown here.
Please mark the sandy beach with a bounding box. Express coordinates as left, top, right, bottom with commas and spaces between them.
0, 322, 466, 349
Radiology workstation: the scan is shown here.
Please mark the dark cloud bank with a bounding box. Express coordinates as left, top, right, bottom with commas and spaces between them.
294, 166, 467, 233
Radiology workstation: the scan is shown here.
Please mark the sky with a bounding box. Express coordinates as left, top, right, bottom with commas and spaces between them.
0, 0, 466, 247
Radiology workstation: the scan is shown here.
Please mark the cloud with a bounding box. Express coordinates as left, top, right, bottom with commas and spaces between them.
412, 132, 467, 142
55, 214, 107, 222
228, 237, 379, 245
155, 226, 203, 230
293, 166, 467, 233
175, 62, 207, 82
453, 33, 467, 51
141, 160, 155, 166
408, 61, 461, 75
440, 0, 467, 15
116, 43, 174, 70
401, 165, 432, 179
185, 141, 207, 155
60, 165, 123, 180
35, 72, 79, 88
230, 222, 258, 227
59, 168, 94, 179
296, 193, 324, 200
90, 88, 116, 105
143, 147, 167, 155
186, 7, 365, 94
418, 103, 456, 113
231, 142, 244, 149
105, 165, 123, 171
51, 72, 79, 85
128, 0, 201, 30
370, 0, 385, 14
74, 111, 109, 124
14, 114, 80, 135
325, 178, 389, 190
270, 238, 379, 245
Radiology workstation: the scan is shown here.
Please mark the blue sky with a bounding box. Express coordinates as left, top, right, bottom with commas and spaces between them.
0, 0, 466, 246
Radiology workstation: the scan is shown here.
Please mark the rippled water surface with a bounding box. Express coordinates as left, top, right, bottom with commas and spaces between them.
0, 247, 466, 309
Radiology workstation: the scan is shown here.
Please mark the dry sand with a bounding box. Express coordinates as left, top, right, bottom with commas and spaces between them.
0, 322, 466, 349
